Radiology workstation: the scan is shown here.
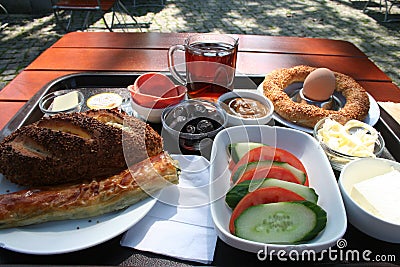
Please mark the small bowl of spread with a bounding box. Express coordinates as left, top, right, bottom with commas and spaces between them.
217, 90, 274, 126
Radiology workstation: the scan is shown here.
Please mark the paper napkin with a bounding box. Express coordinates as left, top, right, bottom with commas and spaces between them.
378, 101, 400, 125
120, 154, 218, 264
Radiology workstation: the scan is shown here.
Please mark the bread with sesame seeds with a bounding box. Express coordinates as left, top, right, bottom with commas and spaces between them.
0, 109, 163, 186
262, 65, 370, 128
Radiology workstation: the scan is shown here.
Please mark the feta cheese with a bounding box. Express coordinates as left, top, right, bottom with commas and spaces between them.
351, 169, 400, 225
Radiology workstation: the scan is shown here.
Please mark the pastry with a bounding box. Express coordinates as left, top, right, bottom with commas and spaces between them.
0, 152, 179, 229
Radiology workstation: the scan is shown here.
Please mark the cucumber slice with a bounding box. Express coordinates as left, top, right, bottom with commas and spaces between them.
232, 161, 307, 184
226, 178, 318, 209
228, 142, 264, 163
234, 201, 327, 244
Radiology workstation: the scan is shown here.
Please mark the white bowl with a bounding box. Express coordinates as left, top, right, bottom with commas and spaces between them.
217, 90, 274, 127
209, 125, 347, 254
338, 158, 400, 243
131, 98, 164, 123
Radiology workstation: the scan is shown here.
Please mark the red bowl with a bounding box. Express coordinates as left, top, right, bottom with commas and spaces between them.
128, 72, 187, 109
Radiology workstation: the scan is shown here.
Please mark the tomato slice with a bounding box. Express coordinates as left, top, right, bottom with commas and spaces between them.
235, 166, 302, 185
229, 186, 305, 234
231, 146, 309, 186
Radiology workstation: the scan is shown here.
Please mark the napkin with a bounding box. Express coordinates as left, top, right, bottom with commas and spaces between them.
120, 155, 218, 264
378, 101, 400, 125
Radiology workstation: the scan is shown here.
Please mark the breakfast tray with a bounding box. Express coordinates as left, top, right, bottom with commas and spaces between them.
1, 72, 398, 160
0, 72, 399, 265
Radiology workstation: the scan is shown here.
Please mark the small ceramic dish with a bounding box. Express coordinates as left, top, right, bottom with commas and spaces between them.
128, 72, 186, 109
39, 90, 84, 116
131, 99, 164, 123
313, 117, 385, 171
338, 158, 400, 243
217, 90, 274, 127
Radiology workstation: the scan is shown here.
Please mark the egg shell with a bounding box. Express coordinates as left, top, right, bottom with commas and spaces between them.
303, 68, 336, 101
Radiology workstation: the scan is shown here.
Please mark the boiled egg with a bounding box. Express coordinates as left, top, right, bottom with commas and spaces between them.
303, 68, 336, 101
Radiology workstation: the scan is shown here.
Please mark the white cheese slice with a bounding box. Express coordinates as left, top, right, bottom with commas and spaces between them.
52, 91, 79, 112
351, 169, 400, 225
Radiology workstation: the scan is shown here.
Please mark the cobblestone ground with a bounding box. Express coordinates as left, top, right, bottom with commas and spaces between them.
0, 0, 399, 91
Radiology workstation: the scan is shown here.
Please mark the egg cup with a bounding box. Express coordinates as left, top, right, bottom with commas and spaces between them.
291, 88, 342, 110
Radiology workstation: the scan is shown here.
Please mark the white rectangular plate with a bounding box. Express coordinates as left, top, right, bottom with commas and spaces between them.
209, 125, 347, 254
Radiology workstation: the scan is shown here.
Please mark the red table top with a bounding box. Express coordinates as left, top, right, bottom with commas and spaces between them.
0, 32, 399, 130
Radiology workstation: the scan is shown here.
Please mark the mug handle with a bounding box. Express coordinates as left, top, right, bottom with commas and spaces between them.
168, 45, 186, 85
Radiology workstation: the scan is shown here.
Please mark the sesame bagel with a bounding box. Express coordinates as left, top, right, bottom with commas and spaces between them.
262, 65, 370, 128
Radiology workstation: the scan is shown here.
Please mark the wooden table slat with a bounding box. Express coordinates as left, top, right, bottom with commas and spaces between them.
52, 32, 367, 57
0, 71, 78, 101
0, 101, 26, 131
24, 48, 391, 82
358, 81, 400, 102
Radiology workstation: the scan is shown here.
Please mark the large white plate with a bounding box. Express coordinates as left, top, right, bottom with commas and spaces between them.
209, 125, 347, 254
0, 174, 156, 255
257, 83, 380, 133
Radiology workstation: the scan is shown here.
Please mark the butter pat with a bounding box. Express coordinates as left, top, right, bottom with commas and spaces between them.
52, 91, 80, 112
351, 169, 400, 225
86, 92, 123, 110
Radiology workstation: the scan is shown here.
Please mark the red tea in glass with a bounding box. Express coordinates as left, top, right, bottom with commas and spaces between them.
168, 34, 238, 102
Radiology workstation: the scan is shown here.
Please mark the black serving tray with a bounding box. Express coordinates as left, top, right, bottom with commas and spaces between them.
0, 72, 264, 138
1, 71, 398, 161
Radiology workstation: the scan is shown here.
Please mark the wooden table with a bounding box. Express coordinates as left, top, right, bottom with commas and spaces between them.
0, 32, 399, 266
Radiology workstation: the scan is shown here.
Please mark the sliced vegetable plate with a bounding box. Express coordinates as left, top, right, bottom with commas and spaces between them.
209, 125, 347, 254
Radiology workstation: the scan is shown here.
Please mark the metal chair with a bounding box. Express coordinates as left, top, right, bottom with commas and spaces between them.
0, 3, 8, 30
363, 0, 399, 22
383, 0, 400, 21
51, 0, 142, 31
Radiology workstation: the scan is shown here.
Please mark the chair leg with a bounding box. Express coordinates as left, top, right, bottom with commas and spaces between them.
363, 0, 371, 12
116, 0, 142, 32
0, 4, 7, 14
0, 4, 8, 30
54, 8, 82, 32
82, 10, 91, 30
100, 11, 113, 32
384, 0, 389, 21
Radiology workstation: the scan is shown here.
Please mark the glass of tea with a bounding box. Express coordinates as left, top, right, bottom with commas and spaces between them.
168, 34, 239, 102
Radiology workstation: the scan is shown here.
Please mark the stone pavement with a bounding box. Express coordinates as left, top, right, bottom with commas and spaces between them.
0, 0, 399, 92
